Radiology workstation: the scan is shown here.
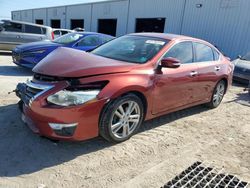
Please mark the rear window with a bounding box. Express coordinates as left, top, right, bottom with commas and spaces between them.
194, 42, 214, 62
61, 31, 69, 35
4, 21, 22, 32
24, 24, 42, 34
53, 30, 61, 35
41, 28, 47, 34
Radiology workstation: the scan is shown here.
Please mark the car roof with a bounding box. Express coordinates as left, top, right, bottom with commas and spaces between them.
129, 32, 198, 41
2, 19, 51, 29
129, 32, 215, 47
74, 31, 114, 37
53, 28, 73, 32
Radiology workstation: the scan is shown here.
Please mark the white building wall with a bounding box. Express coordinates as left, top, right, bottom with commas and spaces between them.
91, 0, 129, 36
47, 6, 66, 28
66, 4, 92, 31
181, 0, 250, 58
11, 0, 250, 58
127, 0, 185, 34
12, 11, 21, 21
33, 9, 47, 25
20, 10, 33, 22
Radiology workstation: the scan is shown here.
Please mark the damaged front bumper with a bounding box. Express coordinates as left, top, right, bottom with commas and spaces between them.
15, 80, 106, 141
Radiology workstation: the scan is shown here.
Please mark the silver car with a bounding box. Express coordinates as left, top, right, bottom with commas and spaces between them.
0, 20, 54, 51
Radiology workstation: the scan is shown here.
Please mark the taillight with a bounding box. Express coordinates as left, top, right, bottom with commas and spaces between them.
51, 31, 54, 40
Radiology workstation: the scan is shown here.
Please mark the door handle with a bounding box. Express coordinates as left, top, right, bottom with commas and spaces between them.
16, 35, 21, 38
190, 71, 198, 77
215, 66, 221, 71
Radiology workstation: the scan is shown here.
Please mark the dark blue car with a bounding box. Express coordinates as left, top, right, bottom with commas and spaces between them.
12, 32, 114, 69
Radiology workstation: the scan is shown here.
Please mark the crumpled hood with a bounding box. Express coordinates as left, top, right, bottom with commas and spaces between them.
16, 41, 62, 52
33, 47, 137, 77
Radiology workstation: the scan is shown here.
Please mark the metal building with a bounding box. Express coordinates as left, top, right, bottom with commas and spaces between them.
11, 0, 250, 58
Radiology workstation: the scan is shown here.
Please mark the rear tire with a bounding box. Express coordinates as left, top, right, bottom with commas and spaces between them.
99, 94, 144, 143
207, 80, 226, 108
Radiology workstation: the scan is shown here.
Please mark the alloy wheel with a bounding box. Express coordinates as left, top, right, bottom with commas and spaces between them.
111, 101, 141, 139
213, 82, 225, 106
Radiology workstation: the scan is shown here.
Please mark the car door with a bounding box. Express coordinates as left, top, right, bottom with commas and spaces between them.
74, 35, 101, 51
22, 24, 45, 43
193, 42, 221, 101
153, 41, 199, 114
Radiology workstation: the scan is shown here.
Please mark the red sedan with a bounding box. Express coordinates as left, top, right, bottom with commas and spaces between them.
16, 33, 233, 142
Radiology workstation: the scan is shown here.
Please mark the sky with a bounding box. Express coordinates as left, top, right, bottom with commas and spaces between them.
0, 0, 110, 19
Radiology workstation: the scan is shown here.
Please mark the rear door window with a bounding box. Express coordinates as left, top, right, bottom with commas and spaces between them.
163, 41, 193, 64
4, 22, 22, 32
24, 24, 42, 34
194, 42, 214, 62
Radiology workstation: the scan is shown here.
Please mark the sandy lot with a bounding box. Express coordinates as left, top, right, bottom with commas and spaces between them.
0, 53, 249, 188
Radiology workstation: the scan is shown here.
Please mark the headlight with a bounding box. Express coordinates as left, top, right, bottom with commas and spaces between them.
23, 50, 46, 56
47, 90, 100, 106
30, 49, 46, 54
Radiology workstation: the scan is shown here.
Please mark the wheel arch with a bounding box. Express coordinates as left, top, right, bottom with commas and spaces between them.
99, 89, 148, 125
120, 90, 148, 119
219, 77, 229, 93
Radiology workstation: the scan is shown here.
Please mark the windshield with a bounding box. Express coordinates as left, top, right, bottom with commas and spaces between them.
91, 35, 168, 64
53, 33, 83, 44
241, 52, 250, 61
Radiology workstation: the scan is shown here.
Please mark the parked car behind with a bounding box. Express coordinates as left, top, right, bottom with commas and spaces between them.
53, 28, 74, 39
15, 33, 233, 142
232, 52, 250, 84
12, 32, 114, 68
0, 20, 54, 51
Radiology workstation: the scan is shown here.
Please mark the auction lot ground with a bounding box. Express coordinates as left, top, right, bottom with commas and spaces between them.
0, 53, 249, 188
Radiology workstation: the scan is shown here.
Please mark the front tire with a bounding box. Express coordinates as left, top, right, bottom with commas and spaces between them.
207, 80, 226, 108
99, 94, 144, 143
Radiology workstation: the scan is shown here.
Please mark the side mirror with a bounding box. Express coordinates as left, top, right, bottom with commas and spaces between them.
0, 26, 3, 32
237, 55, 241, 59
160, 57, 181, 68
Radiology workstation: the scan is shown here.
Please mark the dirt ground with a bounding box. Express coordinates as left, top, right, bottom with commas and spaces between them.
0, 53, 249, 188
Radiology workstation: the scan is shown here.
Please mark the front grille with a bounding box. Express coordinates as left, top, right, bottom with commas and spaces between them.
25, 83, 44, 102
17, 81, 53, 105
12, 51, 21, 62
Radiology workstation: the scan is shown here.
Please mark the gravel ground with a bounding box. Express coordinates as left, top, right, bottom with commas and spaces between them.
0, 53, 249, 188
